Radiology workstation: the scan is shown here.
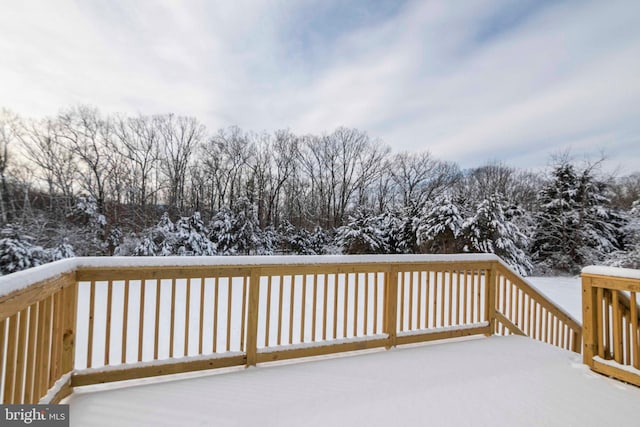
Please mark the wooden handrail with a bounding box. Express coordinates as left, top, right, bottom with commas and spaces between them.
0, 254, 585, 404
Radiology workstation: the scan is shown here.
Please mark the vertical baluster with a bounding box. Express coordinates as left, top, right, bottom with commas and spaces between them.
277, 276, 284, 345
241, 276, 248, 352
138, 280, 146, 362
38, 297, 52, 398
3, 313, 18, 403
476, 271, 482, 322
32, 301, 46, 401
333, 273, 338, 340
462, 270, 467, 325
289, 275, 295, 344
455, 271, 461, 326
425, 271, 430, 329
448, 271, 453, 327
301, 275, 307, 343
625, 313, 632, 365
374, 273, 379, 333
87, 281, 96, 368
408, 272, 414, 330
169, 279, 176, 358
500, 277, 507, 335
199, 278, 205, 355
354, 273, 359, 336
440, 271, 445, 327
184, 278, 191, 356
324, 274, 330, 340
312, 274, 318, 342
342, 274, 348, 338
604, 290, 611, 358
631, 292, 638, 369
213, 277, 219, 352
543, 310, 549, 343
612, 291, 622, 363
536, 303, 541, 341
16, 308, 29, 402
105, 281, 113, 365
399, 272, 405, 332
416, 271, 424, 329
121, 280, 130, 364
24, 304, 38, 403
0, 319, 6, 401
264, 276, 271, 347
469, 271, 475, 324
227, 276, 233, 352
527, 295, 533, 337
153, 280, 161, 360
515, 283, 520, 330
364, 273, 369, 335
433, 271, 439, 327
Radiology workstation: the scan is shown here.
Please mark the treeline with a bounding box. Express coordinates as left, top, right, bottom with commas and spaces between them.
0, 106, 639, 275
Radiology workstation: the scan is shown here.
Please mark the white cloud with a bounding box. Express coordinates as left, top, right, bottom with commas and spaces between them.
0, 0, 639, 173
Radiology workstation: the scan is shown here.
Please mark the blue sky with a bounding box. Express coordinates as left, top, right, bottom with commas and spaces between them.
1, 0, 639, 173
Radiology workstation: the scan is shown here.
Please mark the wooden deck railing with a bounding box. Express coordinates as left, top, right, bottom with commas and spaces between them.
0, 255, 582, 405
493, 264, 582, 352
582, 266, 640, 387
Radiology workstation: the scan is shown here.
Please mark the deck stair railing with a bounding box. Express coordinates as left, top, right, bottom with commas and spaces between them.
0, 254, 582, 405
582, 266, 640, 387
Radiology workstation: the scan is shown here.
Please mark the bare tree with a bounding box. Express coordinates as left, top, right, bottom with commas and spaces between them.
55, 106, 113, 216
0, 109, 21, 223
200, 126, 252, 211
113, 114, 161, 222
459, 161, 541, 210
157, 114, 204, 213
19, 117, 78, 215
390, 152, 459, 208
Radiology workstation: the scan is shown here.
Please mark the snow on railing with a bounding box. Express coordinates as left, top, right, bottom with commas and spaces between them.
582, 266, 640, 387
0, 254, 582, 405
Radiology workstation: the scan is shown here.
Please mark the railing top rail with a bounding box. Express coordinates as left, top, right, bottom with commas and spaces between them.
582, 265, 640, 281
0, 254, 502, 298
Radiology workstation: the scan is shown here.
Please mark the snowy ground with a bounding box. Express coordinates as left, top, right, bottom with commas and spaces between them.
67, 335, 640, 427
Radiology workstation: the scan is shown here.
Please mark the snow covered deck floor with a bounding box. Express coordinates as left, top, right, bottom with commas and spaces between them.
67, 335, 640, 426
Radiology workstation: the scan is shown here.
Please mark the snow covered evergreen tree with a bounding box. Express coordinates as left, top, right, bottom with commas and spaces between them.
335, 209, 389, 254
278, 221, 313, 254
48, 239, 75, 261
462, 194, 532, 275
309, 226, 330, 255
68, 195, 108, 255
0, 227, 47, 274
209, 198, 261, 255
174, 212, 216, 256
378, 209, 414, 254
606, 200, 640, 268
414, 195, 464, 254
531, 161, 621, 273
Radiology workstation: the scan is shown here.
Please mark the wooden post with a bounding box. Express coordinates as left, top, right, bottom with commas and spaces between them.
484, 264, 496, 335
57, 278, 78, 403
582, 276, 597, 367
384, 267, 398, 349
245, 270, 261, 367
61, 279, 78, 374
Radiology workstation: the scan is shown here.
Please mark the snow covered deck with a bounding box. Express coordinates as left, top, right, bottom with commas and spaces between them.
67, 335, 640, 427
